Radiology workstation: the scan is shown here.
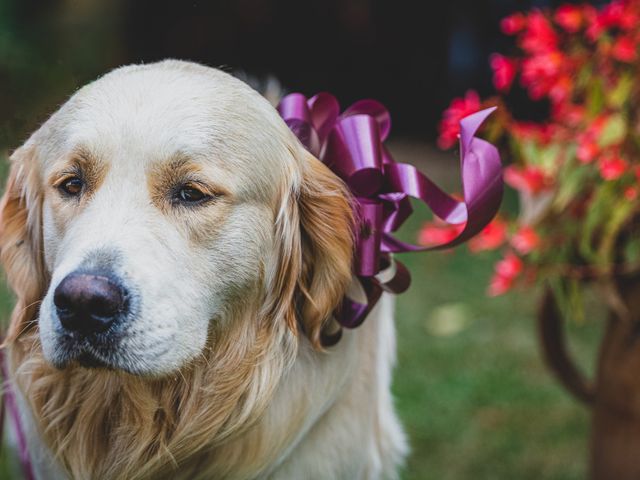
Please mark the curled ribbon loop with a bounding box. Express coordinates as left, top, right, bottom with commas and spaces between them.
278, 93, 503, 331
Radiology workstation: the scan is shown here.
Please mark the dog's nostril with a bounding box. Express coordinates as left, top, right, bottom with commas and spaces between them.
53, 272, 128, 334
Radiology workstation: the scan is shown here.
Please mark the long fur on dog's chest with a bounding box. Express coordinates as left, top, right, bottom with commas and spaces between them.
11, 294, 406, 479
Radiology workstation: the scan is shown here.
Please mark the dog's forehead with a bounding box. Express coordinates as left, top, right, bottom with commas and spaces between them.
38, 61, 297, 195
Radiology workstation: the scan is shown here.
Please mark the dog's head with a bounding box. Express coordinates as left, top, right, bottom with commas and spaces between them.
0, 60, 353, 376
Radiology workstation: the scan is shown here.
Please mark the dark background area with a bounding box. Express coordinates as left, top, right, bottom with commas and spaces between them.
0, 0, 606, 151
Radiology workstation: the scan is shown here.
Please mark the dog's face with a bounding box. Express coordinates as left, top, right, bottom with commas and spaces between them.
1, 61, 353, 376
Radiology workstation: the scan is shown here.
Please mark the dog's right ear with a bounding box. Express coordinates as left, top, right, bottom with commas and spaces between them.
0, 144, 46, 343
265, 145, 354, 349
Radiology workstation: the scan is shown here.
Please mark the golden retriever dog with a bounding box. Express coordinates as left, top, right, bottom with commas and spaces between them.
0, 60, 407, 479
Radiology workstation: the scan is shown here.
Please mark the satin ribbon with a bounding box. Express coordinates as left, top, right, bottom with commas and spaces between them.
278, 93, 503, 330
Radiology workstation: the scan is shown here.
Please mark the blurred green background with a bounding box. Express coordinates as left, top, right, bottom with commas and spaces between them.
0, 1, 603, 478
394, 206, 600, 480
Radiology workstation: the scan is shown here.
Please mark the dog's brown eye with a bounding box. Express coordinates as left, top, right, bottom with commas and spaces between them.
175, 184, 210, 204
59, 177, 83, 196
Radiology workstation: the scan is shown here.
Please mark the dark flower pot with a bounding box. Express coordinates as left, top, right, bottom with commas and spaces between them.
539, 278, 640, 480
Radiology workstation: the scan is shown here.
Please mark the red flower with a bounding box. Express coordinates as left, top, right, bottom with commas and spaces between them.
501, 12, 527, 35
504, 165, 552, 194
468, 218, 508, 252
417, 221, 465, 247
437, 90, 481, 150
576, 141, 599, 163
618, 4, 640, 30
602, 0, 639, 30
490, 54, 518, 92
554, 4, 583, 33
522, 51, 563, 80
598, 155, 628, 180
587, 1, 640, 40
576, 116, 612, 163
496, 252, 524, 277
520, 10, 559, 54
548, 75, 572, 104
612, 35, 638, 62
520, 50, 564, 100
511, 121, 557, 144
488, 274, 513, 297
551, 103, 585, 126
586, 6, 612, 41
438, 0, 640, 296
488, 252, 523, 296
511, 226, 540, 255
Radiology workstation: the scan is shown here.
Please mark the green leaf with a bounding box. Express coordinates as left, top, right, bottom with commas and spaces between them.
623, 236, 640, 265
519, 140, 541, 166
587, 78, 605, 117
568, 279, 585, 324
579, 182, 617, 263
598, 114, 627, 148
575, 63, 593, 93
608, 73, 634, 109
596, 195, 636, 269
538, 144, 562, 173
553, 160, 591, 212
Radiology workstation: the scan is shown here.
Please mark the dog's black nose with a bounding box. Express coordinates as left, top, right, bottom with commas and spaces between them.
54, 272, 127, 334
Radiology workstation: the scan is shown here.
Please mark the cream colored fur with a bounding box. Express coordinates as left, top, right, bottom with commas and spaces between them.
0, 60, 408, 479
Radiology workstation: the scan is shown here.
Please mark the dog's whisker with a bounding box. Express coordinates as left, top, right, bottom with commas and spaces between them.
14, 315, 40, 340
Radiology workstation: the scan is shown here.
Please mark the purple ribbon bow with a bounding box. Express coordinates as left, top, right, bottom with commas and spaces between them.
278, 93, 503, 331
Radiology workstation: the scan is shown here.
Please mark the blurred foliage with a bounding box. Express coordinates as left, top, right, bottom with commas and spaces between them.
433, 0, 640, 312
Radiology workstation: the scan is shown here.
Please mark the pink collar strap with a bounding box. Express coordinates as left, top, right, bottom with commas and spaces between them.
1, 348, 35, 480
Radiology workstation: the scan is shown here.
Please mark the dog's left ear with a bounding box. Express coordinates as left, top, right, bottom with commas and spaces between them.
267, 148, 354, 349
0, 144, 46, 343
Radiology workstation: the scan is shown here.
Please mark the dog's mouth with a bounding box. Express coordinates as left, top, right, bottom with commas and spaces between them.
50, 330, 158, 375
75, 351, 111, 369
49, 329, 122, 371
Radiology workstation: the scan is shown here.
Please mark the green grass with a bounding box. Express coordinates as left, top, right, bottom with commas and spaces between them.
394, 243, 601, 479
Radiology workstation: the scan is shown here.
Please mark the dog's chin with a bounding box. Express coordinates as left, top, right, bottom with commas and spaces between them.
46, 343, 189, 378
74, 351, 112, 370
41, 319, 189, 378
49, 350, 122, 373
